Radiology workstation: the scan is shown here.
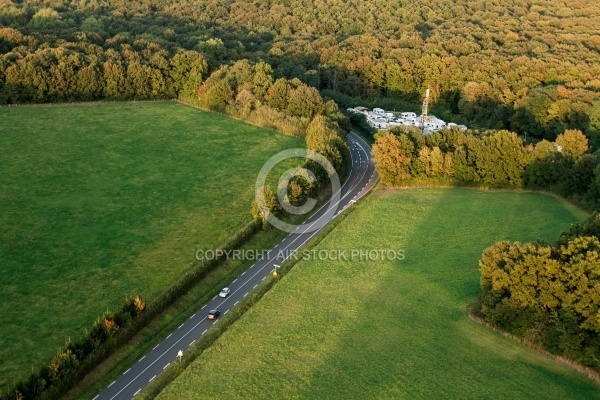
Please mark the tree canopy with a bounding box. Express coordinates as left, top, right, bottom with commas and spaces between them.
1, 0, 600, 141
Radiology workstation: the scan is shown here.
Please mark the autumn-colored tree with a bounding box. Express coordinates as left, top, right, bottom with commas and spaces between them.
252, 61, 274, 99
170, 50, 207, 98
198, 75, 234, 111
225, 59, 254, 89
429, 146, 444, 176
75, 62, 101, 100
477, 131, 529, 188
287, 84, 324, 118
235, 89, 257, 116
372, 132, 412, 186
305, 114, 341, 151
533, 139, 558, 159
556, 129, 589, 160
265, 78, 291, 111
102, 60, 126, 99
282, 174, 313, 208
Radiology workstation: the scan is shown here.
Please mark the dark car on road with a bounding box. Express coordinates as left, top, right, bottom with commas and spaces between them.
207, 309, 220, 320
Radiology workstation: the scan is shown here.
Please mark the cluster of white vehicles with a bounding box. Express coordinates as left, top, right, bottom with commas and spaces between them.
348, 106, 467, 134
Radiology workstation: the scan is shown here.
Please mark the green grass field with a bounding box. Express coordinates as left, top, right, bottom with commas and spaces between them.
157, 188, 600, 399
0, 101, 303, 389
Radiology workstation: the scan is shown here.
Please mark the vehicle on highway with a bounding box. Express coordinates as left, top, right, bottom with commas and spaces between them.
207, 309, 220, 320
219, 287, 231, 298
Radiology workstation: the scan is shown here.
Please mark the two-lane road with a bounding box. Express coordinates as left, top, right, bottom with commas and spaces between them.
95, 132, 377, 400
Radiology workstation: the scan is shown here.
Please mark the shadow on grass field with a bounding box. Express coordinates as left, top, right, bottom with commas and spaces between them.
0, 101, 303, 390
156, 188, 599, 399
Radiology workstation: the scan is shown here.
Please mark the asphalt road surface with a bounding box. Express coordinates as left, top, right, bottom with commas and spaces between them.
94, 131, 378, 400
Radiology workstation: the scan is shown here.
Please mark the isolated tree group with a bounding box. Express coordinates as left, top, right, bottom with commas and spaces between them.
478, 214, 600, 369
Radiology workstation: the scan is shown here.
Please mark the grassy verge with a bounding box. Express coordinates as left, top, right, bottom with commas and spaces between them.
135, 176, 369, 399
0, 101, 303, 390
156, 188, 599, 399
67, 152, 353, 400
67, 225, 289, 399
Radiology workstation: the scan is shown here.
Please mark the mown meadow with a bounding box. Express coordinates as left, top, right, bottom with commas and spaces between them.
0, 101, 303, 389
157, 188, 599, 399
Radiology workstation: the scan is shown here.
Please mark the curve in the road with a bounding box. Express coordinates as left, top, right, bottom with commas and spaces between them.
95, 131, 378, 400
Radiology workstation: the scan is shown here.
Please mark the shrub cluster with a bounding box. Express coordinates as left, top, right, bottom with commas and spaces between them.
186, 59, 350, 141
250, 114, 350, 229
477, 214, 600, 370
6, 296, 145, 400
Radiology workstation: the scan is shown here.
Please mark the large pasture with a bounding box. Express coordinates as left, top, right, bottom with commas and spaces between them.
157, 188, 599, 399
0, 101, 302, 388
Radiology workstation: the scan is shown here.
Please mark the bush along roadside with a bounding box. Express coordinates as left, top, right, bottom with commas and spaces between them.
5, 155, 356, 400
138, 185, 373, 399
7, 296, 146, 400
3, 220, 261, 400
5, 81, 355, 398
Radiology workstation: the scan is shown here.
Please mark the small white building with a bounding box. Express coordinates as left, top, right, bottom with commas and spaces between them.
446, 122, 468, 131
373, 107, 385, 115
423, 116, 446, 131
401, 112, 417, 119
404, 116, 421, 127
367, 117, 389, 130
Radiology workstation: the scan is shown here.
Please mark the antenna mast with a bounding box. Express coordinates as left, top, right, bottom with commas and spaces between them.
421, 88, 429, 133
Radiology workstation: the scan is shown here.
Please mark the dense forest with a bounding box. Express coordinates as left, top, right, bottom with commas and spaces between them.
1, 0, 600, 142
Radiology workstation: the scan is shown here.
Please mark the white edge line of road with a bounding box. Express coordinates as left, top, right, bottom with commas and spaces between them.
105, 132, 374, 400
